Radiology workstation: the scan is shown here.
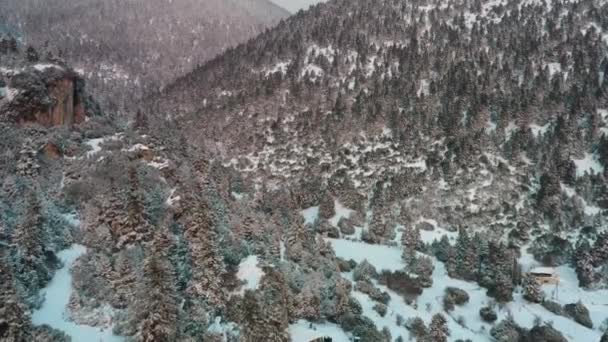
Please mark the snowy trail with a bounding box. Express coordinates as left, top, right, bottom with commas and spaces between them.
32, 245, 124, 342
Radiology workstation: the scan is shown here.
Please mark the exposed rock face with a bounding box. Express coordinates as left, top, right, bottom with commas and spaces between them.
2, 65, 88, 127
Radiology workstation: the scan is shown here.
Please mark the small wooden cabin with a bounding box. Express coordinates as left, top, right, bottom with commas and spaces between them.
529, 267, 559, 285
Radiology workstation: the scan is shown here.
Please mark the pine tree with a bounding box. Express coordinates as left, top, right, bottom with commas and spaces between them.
118, 167, 151, 247
432, 235, 453, 263
186, 201, 226, 308
12, 192, 45, 280
133, 109, 149, 131
240, 291, 267, 342
285, 216, 311, 262
455, 227, 477, 280
575, 241, 596, 287
592, 232, 608, 266
426, 313, 449, 342
0, 248, 31, 342
134, 228, 178, 342
401, 224, 421, 268
523, 274, 543, 303
318, 194, 335, 220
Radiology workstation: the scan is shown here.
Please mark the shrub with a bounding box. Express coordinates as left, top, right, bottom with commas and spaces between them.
378, 270, 423, 301
405, 317, 427, 338
479, 306, 497, 323
336, 257, 353, 272
443, 287, 470, 311
527, 324, 567, 342
353, 260, 378, 282
490, 317, 526, 342
340, 314, 385, 342
373, 303, 387, 317
564, 301, 593, 328
354, 281, 390, 305
541, 300, 564, 316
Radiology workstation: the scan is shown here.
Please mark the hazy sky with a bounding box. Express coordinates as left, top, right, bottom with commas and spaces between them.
269, 0, 327, 13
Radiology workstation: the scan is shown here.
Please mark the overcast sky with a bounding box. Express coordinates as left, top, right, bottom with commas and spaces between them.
269, 0, 327, 13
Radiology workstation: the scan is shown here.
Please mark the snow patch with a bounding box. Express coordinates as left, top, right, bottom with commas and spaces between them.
301, 206, 319, 225
327, 238, 403, 272
329, 199, 354, 227
33, 63, 62, 72
573, 153, 604, 177
289, 320, 350, 342
32, 245, 123, 341
236, 255, 264, 294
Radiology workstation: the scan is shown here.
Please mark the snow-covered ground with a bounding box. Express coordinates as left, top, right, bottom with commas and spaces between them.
236, 255, 265, 295
270, 0, 328, 13
32, 245, 124, 342
573, 153, 604, 177
329, 199, 354, 226
289, 320, 351, 342
301, 206, 319, 225
84, 133, 123, 158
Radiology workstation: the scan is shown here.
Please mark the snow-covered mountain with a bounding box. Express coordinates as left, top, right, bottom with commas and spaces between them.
270, 0, 328, 13
2, 0, 608, 341
1, 0, 289, 110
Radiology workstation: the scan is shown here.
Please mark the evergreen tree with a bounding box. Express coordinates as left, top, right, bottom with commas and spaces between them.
13, 192, 44, 267
426, 313, 449, 342
522, 274, 543, 303
186, 200, 226, 308
0, 248, 31, 341
118, 166, 151, 247
402, 224, 421, 268
455, 227, 477, 280
134, 229, 178, 341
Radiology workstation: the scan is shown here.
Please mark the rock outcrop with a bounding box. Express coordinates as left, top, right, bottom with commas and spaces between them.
1, 64, 89, 127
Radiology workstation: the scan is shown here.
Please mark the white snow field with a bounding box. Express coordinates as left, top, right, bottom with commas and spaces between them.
573, 152, 604, 177
270, 0, 328, 13
289, 320, 351, 342
301, 205, 320, 225
236, 255, 265, 294
32, 245, 124, 342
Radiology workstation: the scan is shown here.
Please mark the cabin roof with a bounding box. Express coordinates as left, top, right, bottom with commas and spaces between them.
530, 267, 555, 275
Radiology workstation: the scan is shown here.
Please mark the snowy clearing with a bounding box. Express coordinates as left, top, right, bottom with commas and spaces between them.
289, 320, 351, 342
32, 245, 123, 342
573, 153, 604, 177
236, 255, 264, 295
301, 206, 319, 225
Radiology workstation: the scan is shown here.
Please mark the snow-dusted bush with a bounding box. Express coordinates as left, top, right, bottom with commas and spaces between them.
378, 270, 423, 302
404, 317, 427, 338
479, 306, 497, 323
564, 301, 593, 328
352, 259, 377, 282
372, 303, 387, 317
443, 287, 470, 311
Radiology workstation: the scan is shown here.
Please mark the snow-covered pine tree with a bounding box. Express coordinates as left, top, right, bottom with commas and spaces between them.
523, 274, 543, 303
12, 191, 45, 269
455, 227, 477, 280
318, 193, 335, 219
426, 313, 449, 342
592, 232, 608, 266
401, 224, 421, 268
0, 248, 32, 341
285, 215, 311, 262
133, 228, 178, 341
119, 166, 151, 247
185, 200, 226, 308
575, 241, 597, 287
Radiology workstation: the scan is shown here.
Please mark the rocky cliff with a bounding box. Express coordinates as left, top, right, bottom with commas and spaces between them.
1, 63, 91, 127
